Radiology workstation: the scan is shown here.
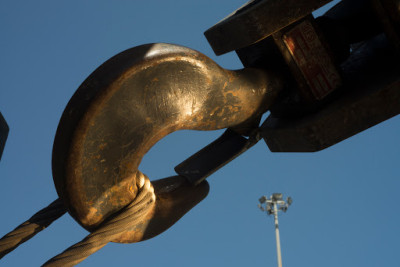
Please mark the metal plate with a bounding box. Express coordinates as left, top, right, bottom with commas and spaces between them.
282, 20, 341, 100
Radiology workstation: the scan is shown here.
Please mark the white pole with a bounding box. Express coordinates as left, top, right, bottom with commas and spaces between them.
273, 202, 283, 267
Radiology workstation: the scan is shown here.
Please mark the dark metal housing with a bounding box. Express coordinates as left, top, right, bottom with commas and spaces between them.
0, 112, 9, 161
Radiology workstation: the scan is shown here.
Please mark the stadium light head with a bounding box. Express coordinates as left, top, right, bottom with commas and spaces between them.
259, 196, 267, 204
272, 193, 283, 201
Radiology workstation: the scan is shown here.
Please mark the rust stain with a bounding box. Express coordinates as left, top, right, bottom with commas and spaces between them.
98, 143, 107, 150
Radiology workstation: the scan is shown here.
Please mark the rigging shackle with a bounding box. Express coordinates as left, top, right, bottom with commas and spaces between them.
52, 43, 283, 243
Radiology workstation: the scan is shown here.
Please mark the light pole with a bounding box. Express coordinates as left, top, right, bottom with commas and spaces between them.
258, 193, 292, 267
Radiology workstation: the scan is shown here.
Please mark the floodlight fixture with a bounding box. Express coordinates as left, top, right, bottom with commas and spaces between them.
259, 195, 267, 204
266, 205, 272, 215
272, 193, 283, 201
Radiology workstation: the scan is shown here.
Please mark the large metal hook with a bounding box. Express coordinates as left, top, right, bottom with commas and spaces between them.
52, 43, 282, 243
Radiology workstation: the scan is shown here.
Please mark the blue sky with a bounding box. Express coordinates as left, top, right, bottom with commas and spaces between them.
1, 0, 399, 266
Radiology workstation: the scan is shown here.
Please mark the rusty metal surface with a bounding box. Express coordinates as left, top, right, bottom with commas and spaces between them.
272, 16, 342, 103
204, 0, 333, 55
261, 34, 400, 152
52, 43, 283, 236
0, 112, 9, 161
234, 16, 342, 118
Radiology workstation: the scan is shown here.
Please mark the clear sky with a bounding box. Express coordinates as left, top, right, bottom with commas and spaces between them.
1, 0, 399, 266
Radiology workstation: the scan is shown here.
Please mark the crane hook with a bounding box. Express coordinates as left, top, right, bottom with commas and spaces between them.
52, 43, 282, 243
